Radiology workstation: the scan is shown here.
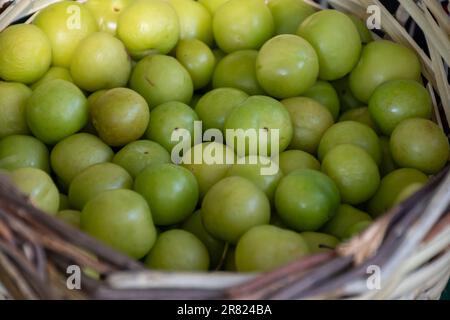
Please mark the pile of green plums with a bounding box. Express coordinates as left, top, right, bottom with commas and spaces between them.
0, 0, 448, 274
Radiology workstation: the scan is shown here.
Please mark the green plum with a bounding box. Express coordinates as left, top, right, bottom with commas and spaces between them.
59, 193, 70, 211
182, 210, 226, 269
0, 24, 51, 84
213, 0, 274, 53
145, 101, 199, 153
202, 176, 271, 244
199, 0, 229, 14
69, 162, 133, 210
212, 50, 265, 95
392, 183, 425, 206
31, 67, 73, 90
84, 0, 133, 35
349, 40, 422, 103
134, 163, 199, 226
278, 150, 321, 175
303, 81, 340, 120
297, 10, 361, 80
318, 121, 381, 165
226, 155, 283, 202
322, 144, 380, 205
0, 82, 31, 138
224, 95, 293, 157
332, 75, 364, 112
81, 189, 157, 259
379, 136, 397, 177
368, 168, 429, 217
117, 0, 179, 57
348, 14, 373, 44
181, 142, 236, 198
145, 229, 209, 271
390, 119, 449, 174
130, 54, 193, 109
195, 88, 248, 132
0, 135, 49, 172
281, 97, 334, 154
34, 1, 98, 67
26, 79, 88, 145
57, 210, 81, 228
275, 169, 340, 232
167, 0, 213, 46
10, 167, 59, 214
342, 220, 372, 239
236, 225, 309, 272
50, 133, 114, 186
70, 32, 131, 92
113, 140, 170, 178
321, 204, 372, 240
339, 107, 380, 134
300, 232, 340, 254
91, 88, 150, 146
267, 0, 316, 35
175, 39, 216, 90
368, 80, 432, 135
256, 34, 319, 98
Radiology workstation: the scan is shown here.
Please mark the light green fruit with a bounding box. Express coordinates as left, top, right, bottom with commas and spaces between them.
117, 0, 179, 58
342, 220, 372, 240
34, 1, 98, 67
31, 67, 73, 90
57, 210, 81, 228
321, 204, 372, 240
303, 81, 340, 120
300, 232, 340, 254
0, 24, 51, 84
0, 82, 31, 138
70, 32, 131, 92
84, 0, 133, 35
278, 150, 321, 175
348, 14, 373, 43
267, 0, 316, 35
0, 135, 49, 172
10, 167, 59, 214
198, 0, 229, 14
339, 107, 380, 134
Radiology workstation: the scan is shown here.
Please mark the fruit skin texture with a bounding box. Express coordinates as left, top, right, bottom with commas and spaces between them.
318, 121, 381, 165
297, 10, 361, 80
81, 189, 157, 259
145, 229, 209, 271
224, 96, 294, 157
235, 225, 309, 272
213, 0, 274, 53
275, 169, 340, 232
199, 0, 229, 14
390, 119, 449, 175
281, 97, 334, 155
278, 150, 321, 175
130, 55, 193, 109
31, 67, 73, 90
10, 168, 59, 215
113, 140, 170, 178
321, 204, 372, 240
212, 50, 265, 96
0, 82, 32, 138
84, 0, 133, 35
70, 32, 131, 92
0, 24, 51, 84
91, 88, 150, 146
0, 135, 50, 173
300, 232, 340, 254
349, 40, 422, 103
117, 0, 179, 57
322, 144, 380, 205
33, 1, 98, 67
68, 162, 133, 210
368, 80, 432, 136
303, 81, 340, 120
202, 176, 271, 244
26, 80, 88, 145
339, 107, 380, 134
134, 163, 199, 226
267, 0, 316, 35
256, 34, 319, 98
50, 133, 114, 187
368, 168, 428, 217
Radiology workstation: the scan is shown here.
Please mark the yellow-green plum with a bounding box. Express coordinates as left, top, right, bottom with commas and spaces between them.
256, 34, 319, 98
267, 0, 316, 35
303, 81, 340, 120
57, 210, 81, 228
0, 135, 49, 172
130, 55, 193, 109
278, 150, 321, 175
0, 82, 31, 138
91, 88, 150, 146
297, 10, 361, 80
321, 204, 372, 240
50, 133, 114, 186
31, 67, 73, 90
348, 14, 373, 44
339, 107, 380, 134
199, 0, 229, 14
342, 220, 372, 239
69, 162, 133, 210
70, 32, 131, 92
213, 0, 274, 53
134, 163, 199, 226
10, 167, 59, 215
349, 40, 422, 103
0, 24, 51, 83
26, 80, 88, 145
33, 1, 98, 67
84, 0, 133, 35
81, 189, 157, 259
300, 232, 340, 254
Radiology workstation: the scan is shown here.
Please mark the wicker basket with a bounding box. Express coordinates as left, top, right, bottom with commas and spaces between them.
0, 0, 449, 300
